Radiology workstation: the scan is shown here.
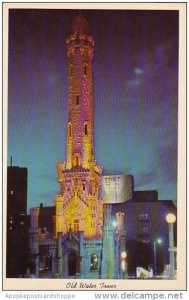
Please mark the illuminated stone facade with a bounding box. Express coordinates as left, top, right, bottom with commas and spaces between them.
55, 13, 103, 239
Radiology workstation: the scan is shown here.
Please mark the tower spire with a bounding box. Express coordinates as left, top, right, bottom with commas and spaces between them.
71, 12, 89, 34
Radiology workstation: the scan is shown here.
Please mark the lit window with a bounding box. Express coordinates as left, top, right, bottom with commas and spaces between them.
138, 226, 149, 235
140, 239, 150, 244
10, 220, 13, 224
20, 221, 24, 225
138, 214, 149, 221
10, 191, 13, 195
90, 254, 98, 271
9, 227, 12, 230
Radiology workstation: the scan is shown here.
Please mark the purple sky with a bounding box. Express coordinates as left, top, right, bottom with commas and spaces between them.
8, 9, 178, 211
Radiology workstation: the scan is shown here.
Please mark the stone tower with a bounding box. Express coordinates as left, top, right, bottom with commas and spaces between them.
55, 13, 103, 239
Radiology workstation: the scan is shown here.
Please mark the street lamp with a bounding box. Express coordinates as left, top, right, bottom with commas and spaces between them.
112, 219, 128, 278
153, 238, 162, 278
111, 220, 119, 278
121, 251, 127, 279
112, 221, 117, 228
166, 213, 176, 279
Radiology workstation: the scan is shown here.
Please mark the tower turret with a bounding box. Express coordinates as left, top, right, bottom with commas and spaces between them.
66, 13, 95, 169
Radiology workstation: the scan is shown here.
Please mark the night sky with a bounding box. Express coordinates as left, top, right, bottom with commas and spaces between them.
8, 9, 178, 211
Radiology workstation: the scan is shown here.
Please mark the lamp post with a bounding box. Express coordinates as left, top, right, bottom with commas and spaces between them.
166, 213, 176, 279
121, 251, 127, 279
153, 238, 162, 278
112, 220, 119, 278
112, 221, 128, 279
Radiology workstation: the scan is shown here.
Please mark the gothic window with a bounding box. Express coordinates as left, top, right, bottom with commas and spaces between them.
68, 123, 72, 137
90, 253, 98, 271
76, 155, 79, 166
83, 184, 85, 191
74, 219, 79, 232
76, 95, 79, 105
70, 66, 73, 76
89, 180, 93, 194
68, 251, 77, 276
84, 124, 88, 135
84, 65, 87, 75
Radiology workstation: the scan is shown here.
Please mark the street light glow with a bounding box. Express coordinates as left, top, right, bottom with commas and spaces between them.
156, 238, 162, 244
166, 213, 176, 224
121, 251, 127, 259
112, 221, 117, 228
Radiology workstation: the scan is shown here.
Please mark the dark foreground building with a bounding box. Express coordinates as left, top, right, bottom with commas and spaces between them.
7, 164, 29, 277
111, 191, 177, 277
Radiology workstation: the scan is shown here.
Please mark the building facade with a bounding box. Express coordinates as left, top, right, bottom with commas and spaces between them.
111, 193, 177, 277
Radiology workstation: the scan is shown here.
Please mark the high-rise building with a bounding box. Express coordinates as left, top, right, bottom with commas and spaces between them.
7, 164, 29, 277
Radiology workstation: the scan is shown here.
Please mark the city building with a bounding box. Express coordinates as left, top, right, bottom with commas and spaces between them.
28, 13, 177, 279
111, 192, 177, 277
7, 161, 29, 277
